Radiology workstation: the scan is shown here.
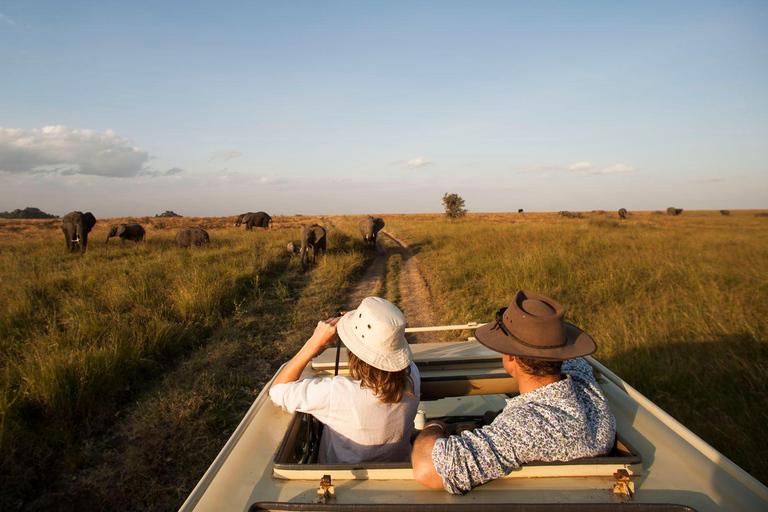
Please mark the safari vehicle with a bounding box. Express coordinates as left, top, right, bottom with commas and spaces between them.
180, 324, 768, 512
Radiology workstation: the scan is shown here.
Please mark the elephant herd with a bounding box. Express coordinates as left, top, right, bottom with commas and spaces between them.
285, 215, 385, 267
60, 210, 272, 253
59, 211, 386, 268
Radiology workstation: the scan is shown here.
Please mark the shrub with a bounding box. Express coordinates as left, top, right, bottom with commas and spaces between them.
442, 193, 467, 220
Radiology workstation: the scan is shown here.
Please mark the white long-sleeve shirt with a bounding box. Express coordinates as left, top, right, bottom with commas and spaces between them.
269, 362, 421, 463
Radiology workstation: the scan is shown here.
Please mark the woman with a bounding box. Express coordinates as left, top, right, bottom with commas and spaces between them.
269, 297, 421, 463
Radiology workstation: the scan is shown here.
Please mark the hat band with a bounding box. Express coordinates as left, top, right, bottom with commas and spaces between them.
492, 321, 567, 350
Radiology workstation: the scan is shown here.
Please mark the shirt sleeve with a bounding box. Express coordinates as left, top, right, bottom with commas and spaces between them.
431, 422, 522, 494
561, 357, 594, 382
269, 378, 335, 424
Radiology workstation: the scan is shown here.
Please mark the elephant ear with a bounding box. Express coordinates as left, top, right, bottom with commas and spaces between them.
84, 212, 97, 232
373, 218, 385, 232
116, 224, 127, 237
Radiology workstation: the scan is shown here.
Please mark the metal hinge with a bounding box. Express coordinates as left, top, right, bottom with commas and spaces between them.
613, 469, 635, 501
315, 474, 335, 504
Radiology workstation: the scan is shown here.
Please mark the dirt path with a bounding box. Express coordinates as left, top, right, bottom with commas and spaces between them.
343, 241, 387, 310
344, 231, 441, 344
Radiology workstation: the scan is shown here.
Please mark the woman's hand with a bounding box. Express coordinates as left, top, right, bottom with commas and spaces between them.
271, 315, 343, 388
307, 316, 340, 353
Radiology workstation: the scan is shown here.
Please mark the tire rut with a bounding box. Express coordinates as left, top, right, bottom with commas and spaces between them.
344, 231, 440, 344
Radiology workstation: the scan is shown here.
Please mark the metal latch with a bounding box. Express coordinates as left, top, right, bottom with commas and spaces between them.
613, 469, 634, 501
316, 474, 335, 503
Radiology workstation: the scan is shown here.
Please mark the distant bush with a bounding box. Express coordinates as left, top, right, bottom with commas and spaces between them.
0, 207, 58, 219
155, 210, 183, 218
442, 193, 467, 220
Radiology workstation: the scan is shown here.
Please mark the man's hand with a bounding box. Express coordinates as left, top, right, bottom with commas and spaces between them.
411, 421, 449, 489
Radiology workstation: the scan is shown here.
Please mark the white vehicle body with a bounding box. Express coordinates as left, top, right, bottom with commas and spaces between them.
180, 325, 768, 512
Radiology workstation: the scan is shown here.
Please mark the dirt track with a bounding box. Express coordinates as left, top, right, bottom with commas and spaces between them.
344, 231, 440, 344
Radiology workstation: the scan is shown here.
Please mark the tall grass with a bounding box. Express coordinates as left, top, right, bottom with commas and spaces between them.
0, 216, 369, 508
386, 210, 768, 482
38, 218, 371, 511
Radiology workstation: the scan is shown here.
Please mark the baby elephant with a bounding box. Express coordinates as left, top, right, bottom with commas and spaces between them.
301, 224, 326, 267
106, 223, 145, 243
175, 227, 210, 247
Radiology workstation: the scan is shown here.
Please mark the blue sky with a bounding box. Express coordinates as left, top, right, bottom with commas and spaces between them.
1, 1, 766, 216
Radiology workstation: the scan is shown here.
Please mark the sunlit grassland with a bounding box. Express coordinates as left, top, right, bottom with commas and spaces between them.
0, 215, 370, 509
385, 210, 768, 483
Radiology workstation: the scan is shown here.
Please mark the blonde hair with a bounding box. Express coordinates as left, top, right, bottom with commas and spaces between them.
347, 349, 415, 404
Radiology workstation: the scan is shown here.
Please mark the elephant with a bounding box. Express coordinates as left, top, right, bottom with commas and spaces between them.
720, 210, 731, 216
106, 223, 145, 244
61, 211, 97, 253
358, 216, 385, 246
667, 207, 683, 216
518, 209, 524, 213
300, 224, 326, 267
175, 227, 210, 247
618, 208, 628, 220
235, 211, 272, 230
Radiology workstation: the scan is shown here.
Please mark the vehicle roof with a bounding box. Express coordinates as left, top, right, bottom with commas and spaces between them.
181, 340, 768, 512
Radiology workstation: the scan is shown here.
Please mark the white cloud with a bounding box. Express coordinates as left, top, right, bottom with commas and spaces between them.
0, 12, 16, 25
566, 162, 637, 176
258, 175, 289, 185
209, 150, 242, 162
0, 125, 150, 177
405, 156, 433, 169
568, 162, 596, 172
601, 164, 635, 174
581, 163, 636, 176
516, 164, 560, 173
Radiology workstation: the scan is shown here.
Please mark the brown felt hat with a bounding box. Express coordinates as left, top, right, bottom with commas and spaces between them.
474, 290, 596, 361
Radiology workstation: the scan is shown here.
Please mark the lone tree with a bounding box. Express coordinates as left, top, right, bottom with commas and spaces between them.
442, 193, 467, 220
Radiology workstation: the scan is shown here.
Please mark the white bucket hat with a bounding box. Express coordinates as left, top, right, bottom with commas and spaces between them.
337, 297, 412, 372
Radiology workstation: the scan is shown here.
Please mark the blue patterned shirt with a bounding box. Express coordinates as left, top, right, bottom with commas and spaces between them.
431, 358, 616, 494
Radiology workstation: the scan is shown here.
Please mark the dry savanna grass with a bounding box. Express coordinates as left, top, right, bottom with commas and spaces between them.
384, 210, 768, 482
0, 210, 766, 510
0, 214, 370, 510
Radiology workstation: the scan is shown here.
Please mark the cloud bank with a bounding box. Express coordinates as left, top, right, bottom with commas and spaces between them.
0, 125, 150, 177
577, 163, 636, 176
516, 161, 637, 177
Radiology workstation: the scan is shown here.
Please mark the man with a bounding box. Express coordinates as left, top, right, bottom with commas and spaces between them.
411, 290, 616, 494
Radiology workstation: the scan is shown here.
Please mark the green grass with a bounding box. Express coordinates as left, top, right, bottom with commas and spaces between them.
385, 211, 768, 482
